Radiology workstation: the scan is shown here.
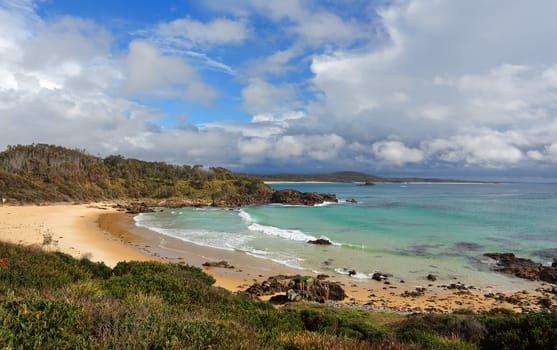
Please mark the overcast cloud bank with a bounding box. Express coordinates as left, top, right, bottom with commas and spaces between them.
1, 0, 557, 178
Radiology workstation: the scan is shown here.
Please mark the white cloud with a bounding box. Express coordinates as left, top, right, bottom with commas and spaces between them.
204, 0, 368, 46
241, 78, 299, 115
248, 46, 301, 77
271, 134, 345, 162
304, 0, 557, 171
157, 17, 248, 46
372, 141, 424, 166
3, 0, 557, 176
122, 40, 216, 104
424, 133, 524, 167
291, 11, 366, 46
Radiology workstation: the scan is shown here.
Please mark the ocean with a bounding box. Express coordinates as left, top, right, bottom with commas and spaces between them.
134, 182, 557, 288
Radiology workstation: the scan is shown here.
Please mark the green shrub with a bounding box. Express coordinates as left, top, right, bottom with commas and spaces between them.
299, 308, 385, 342
0, 297, 89, 349
0, 243, 90, 292
395, 315, 476, 350
479, 312, 557, 350
102, 261, 215, 305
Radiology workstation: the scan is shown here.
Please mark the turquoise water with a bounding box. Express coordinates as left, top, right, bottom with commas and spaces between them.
135, 182, 557, 286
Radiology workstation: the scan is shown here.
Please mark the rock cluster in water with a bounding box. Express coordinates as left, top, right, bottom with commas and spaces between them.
270, 189, 338, 206
485, 253, 557, 284
307, 238, 332, 245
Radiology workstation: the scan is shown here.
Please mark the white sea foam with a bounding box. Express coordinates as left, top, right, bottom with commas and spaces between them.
248, 223, 316, 242
333, 268, 372, 279
314, 201, 338, 207
245, 251, 306, 270
238, 209, 253, 224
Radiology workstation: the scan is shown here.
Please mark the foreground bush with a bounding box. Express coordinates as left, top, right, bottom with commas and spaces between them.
1, 241, 557, 349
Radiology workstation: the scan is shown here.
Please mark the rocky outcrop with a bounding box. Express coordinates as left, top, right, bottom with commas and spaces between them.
202, 260, 234, 269
307, 239, 332, 245
113, 189, 339, 211
270, 189, 337, 206
286, 276, 346, 303
485, 253, 557, 284
244, 275, 294, 296
116, 202, 155, 214
244, 275, 346, 303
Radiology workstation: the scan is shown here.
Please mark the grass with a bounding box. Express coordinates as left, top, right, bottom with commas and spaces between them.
1, 241, 556, 349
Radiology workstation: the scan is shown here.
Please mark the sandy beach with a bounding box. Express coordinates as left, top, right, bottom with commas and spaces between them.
1, 202, 555, 313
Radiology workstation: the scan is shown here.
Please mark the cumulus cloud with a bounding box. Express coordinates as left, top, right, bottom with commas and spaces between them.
304, 0, 557, 172
204, 0, 369, 46
3, 0, 557, 176
122, 40, 216, 104
241, 78, 300, 115
372, 141, 424, 166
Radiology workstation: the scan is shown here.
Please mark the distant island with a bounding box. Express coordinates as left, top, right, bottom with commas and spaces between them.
252, 171, 491, 184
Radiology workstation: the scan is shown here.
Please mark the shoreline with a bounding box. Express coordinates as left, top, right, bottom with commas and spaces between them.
1, 203, 555, 313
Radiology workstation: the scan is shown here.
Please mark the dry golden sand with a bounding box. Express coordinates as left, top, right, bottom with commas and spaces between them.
0, 203, 156, 267
1, 203, 555, 313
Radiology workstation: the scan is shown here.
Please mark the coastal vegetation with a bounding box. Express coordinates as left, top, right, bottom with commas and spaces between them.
1, 241, 556, 349
0, 144, 272, 204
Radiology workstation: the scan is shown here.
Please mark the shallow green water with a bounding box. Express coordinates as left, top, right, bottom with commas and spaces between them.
135, 182, 557, 287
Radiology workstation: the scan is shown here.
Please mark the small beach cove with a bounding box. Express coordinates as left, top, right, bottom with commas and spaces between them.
2, 200, 556, 313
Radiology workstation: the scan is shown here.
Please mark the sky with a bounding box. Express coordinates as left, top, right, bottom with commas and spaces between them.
1, 0, 557, 179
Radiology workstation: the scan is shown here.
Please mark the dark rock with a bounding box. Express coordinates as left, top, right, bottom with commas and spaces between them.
316, 274, 329, 280
244, 275, 298, 296
245, 275, 345, 303
307, 238, 332, 245
446, 282, 468, 290
426, 274, 437, 281
271, 189, 338, 206
485, 252, 557, 284
552, 258, 557, 268
539, 298, 552, 309
372, 272, 387, 281
124, 202, 155, 214
348, 269, 357, 277
269, 294, 290, 305
286, 276, 345, 303
402, 287, 426, 297
346, 198, 358, 203
202, 260, 234, 269
357, 182, 376, 186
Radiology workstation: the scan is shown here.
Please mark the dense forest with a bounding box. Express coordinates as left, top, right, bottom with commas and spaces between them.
0, 144, 272, 204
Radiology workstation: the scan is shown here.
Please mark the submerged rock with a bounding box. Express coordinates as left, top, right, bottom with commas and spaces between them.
307, 238, 332, 245
484, 252, 557, 284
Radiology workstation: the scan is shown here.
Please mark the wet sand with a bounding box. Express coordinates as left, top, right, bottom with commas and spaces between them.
1, 203, 555, 313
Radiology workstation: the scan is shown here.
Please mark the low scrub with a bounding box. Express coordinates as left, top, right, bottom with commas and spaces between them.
1, 241, 557, 349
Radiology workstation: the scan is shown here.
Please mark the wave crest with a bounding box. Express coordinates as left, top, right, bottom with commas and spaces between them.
248, 223, 316, 242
